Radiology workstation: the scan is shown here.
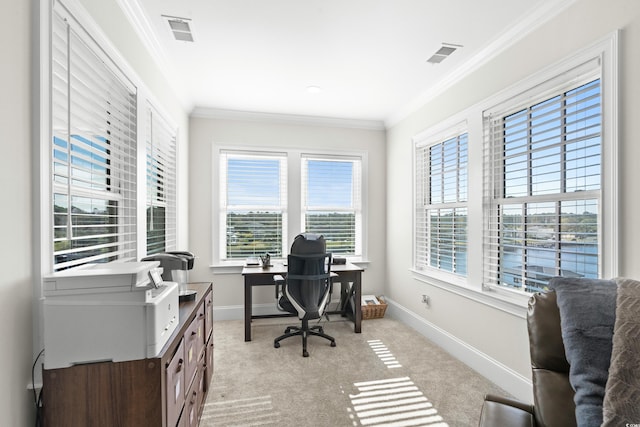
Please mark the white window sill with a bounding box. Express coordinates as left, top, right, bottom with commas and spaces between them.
410, 268, 530, 318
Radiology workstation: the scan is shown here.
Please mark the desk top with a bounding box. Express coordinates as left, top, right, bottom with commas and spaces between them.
242, 261, 363, 276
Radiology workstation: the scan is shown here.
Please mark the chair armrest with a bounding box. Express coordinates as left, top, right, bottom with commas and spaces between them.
479, 394, 534, 427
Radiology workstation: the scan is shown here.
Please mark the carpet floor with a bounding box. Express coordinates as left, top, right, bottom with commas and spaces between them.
200, 315, 508, 427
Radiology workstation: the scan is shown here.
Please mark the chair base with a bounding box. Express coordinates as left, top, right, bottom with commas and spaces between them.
274, 319, 336, 357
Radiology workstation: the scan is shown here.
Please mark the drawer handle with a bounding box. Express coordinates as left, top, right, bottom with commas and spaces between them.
176, 359, 184, 372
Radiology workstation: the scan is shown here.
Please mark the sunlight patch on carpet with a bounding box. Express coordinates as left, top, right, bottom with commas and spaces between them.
346, 377, 449, 427
368, 339, 402, 368
200, 395, 281, 426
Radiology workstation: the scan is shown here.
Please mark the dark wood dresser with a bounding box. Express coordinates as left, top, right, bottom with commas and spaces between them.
42, 282, 214, 427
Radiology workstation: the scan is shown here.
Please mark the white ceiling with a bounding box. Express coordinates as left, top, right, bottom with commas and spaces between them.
125, 0, 574, 126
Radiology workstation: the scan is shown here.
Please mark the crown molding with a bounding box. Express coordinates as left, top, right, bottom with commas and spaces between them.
385, 0, 578, 128
115, 0, 191, 109
190, 107, 386, 131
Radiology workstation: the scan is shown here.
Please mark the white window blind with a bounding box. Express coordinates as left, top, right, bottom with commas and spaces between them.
415, 133, 468, 275
146, 105, 177, 255
302, 156, 362, 256
484, 75, 601, 293
52, 7, 137, 271
219, 151, 287, 259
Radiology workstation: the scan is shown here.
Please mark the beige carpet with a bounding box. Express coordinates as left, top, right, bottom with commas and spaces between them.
200, 315, 508, 427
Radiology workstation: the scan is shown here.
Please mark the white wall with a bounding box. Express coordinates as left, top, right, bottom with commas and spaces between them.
386, 0, 640, 400
0, 1, 35, 425
188, 115, 387, 313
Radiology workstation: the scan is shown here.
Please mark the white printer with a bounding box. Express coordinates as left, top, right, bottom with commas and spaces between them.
43, 261, 179, 369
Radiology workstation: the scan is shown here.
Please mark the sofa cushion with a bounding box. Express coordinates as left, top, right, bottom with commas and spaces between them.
549, 277, 617, 427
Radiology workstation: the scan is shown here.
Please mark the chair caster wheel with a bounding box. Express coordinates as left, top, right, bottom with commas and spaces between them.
330, 341, 336, 347
303, 350, 309, 357
274, 342, 280, 348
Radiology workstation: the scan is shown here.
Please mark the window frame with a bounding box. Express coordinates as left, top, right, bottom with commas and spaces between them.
301, 154, 363, 257
484, 76, 602, 293
50, 3, 139, 271
212, 146, 367, 267
218, 149, 289, 260
413, 122, 469, 284
482, 44, 618, 298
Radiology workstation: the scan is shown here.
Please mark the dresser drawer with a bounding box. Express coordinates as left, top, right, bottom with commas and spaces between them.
184, 366, 204, 427
204, 338, 214, 393
196, 302, 206, 360
183, 313, 199, 392
166, 339, 185, 427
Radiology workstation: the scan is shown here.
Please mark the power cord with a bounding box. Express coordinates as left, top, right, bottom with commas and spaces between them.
32, 349, 44, 427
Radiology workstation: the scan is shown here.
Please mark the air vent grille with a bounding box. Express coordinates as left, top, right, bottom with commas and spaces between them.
163, 15, 194, 42
426, 43, 462, 64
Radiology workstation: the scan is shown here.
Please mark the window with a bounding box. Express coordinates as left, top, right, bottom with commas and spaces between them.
51, 6, 137, 271
415, 132, 468, 275
302, 156, 362, 255
484, 73, 602, 293
219, 151, 287, 259
215, 148, 365, 263
146, 105, 177, 255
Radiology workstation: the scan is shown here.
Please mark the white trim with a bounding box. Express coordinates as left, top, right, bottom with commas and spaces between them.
386, 0, 578, 127
413, 118, 468, 148
114, 0, 191, 109
33, 0, 54, 362
191, 107, 386, 131
386, 298, 533, 403
601, 31, 619, 279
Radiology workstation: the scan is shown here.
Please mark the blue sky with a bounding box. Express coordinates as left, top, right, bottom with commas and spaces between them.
227, 157, 353, 208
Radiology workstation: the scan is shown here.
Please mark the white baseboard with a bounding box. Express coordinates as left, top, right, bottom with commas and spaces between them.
213, 299, 534, 403
385, 298, 534, 403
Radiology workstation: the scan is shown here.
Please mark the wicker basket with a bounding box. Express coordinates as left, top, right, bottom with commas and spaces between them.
361, 296, 387, 320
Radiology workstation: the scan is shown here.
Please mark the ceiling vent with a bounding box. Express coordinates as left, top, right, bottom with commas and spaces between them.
163, 15, 194, 42
426, 43, 463, 64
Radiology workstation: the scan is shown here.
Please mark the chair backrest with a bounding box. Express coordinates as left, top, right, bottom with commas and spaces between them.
285, 233, 332, 320
528, 291, 576, 427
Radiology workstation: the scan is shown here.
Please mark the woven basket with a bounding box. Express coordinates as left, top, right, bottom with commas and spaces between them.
361, 297, 387, 320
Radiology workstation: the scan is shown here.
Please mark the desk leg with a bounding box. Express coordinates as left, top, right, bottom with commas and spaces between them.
353, 272, 362, 333
244, 279, 252, 341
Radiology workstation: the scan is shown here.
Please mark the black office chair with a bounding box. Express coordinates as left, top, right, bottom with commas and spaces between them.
274, 233, 336, 357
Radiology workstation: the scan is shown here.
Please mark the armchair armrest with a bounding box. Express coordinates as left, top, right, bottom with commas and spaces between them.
479, 394, 534, 427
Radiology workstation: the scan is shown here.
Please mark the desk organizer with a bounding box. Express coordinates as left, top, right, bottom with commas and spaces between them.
361, 296, 387, 319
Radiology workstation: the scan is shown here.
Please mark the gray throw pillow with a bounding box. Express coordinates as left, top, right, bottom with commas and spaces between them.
602, 278, 640, 426
549, 277, 617, 427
